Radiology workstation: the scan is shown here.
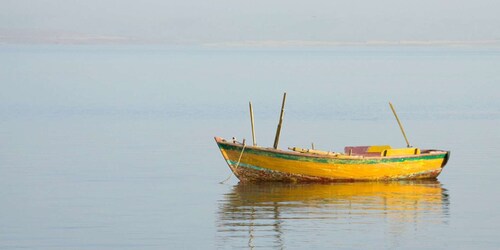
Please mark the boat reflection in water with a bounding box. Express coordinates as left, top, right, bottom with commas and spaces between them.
217, 181, 449, 249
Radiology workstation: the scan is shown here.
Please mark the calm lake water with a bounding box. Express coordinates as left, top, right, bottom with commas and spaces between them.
1, 45, 499, 249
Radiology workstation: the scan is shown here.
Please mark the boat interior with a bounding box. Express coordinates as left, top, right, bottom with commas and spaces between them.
288, 145, 422, 157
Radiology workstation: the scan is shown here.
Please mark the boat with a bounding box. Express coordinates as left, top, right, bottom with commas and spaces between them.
215, 93, 450, 182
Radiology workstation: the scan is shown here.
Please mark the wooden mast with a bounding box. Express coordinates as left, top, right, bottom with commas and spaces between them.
273, 92, 287, 149
389, 102, 411, 148
249, 101, 257, 146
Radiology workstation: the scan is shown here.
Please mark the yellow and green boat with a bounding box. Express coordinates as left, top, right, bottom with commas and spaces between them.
215, 137, 449, 182
215, 94, 450, 182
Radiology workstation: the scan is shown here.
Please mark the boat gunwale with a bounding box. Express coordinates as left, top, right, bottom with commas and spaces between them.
214, 136, 448, 161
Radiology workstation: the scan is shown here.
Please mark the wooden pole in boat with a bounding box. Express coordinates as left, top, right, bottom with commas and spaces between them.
389, 102, 411, 148
249, 101, 257, 146
273, 92, 287, 149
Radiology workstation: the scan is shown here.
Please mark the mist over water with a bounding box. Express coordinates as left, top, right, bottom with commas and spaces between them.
0, 45, 499, 249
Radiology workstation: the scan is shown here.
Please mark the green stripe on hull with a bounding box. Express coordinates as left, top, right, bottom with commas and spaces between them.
218, 143, 445, 164
227, 160, 273, 172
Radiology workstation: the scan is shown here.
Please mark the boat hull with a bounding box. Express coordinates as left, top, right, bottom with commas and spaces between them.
215, 137, 450, 182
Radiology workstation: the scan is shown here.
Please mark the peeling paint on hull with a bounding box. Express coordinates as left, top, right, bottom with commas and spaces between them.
228, 161, 443, 182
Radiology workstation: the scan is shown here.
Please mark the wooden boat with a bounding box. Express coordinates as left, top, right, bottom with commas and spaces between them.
215, 137, 449, 182
215, 93, 450, 182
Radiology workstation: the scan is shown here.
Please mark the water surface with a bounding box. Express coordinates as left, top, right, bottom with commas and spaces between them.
0, 45, 499, 249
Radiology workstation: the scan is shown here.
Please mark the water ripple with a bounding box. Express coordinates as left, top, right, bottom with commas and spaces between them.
217, 181, 449, 249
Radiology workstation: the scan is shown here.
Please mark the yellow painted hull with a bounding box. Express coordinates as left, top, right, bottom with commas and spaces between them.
215, 137, 450, 182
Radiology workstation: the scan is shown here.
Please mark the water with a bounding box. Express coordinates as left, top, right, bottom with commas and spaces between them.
0, 45, 499, 249
218, 181, 449, 249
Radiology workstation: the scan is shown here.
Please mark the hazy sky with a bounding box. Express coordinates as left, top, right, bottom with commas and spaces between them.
1, 0, 500, 44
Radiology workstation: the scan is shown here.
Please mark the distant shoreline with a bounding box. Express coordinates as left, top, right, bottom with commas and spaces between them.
203, 40, 500, 48
1, 35, 500, 48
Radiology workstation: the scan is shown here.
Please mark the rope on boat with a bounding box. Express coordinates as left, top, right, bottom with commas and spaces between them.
234, 140, 247, 170
219, 140, 246, 184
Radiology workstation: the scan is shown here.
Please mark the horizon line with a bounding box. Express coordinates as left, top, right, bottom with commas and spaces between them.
1, 34, 500, 48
